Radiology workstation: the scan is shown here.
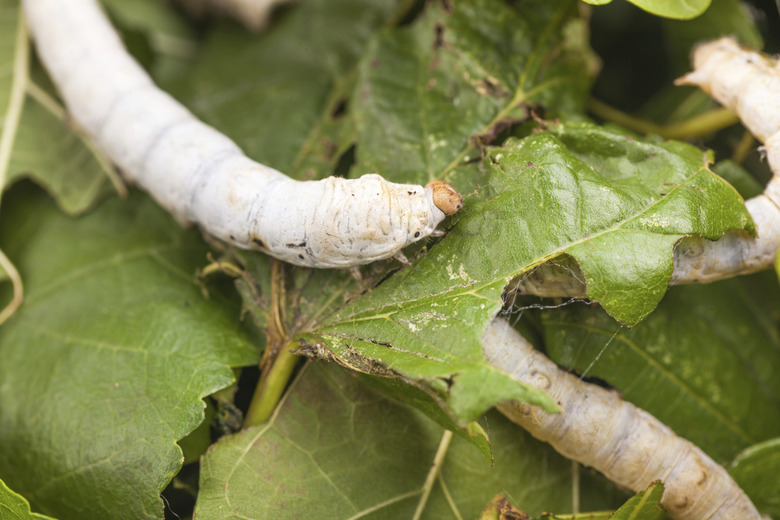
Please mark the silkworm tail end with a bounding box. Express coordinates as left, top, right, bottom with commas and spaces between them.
674, 71, 707, 88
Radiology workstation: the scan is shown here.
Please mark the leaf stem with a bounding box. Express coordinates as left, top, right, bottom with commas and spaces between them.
0, 11, 30, 326
0, 9, 30, 193
0, 248, 23, 325
731, 130, 756, 164
437, 473, 463, 520
243, 338, 301, 427
587, 97, 740, 140
412, 429, 454, 520
244, 260, 300, 427
571, 460, 580, 514
199, 258, 244, 278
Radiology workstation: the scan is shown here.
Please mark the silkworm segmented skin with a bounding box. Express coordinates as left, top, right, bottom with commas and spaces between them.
671, 37, 780, 284
22, 0, 462, 269
483, 318, 765, 520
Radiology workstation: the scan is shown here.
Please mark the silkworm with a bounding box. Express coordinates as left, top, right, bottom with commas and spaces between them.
22, 0, 462, 269
672, 37, 780, 284
483, 317, 765, 520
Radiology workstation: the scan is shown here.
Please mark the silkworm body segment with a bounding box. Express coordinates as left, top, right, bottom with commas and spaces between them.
483, 318, 764, 520
23, 0, 462, 268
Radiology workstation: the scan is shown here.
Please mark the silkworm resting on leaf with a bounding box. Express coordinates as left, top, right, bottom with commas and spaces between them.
22, 0, 462, 269
483, 318, 765, 520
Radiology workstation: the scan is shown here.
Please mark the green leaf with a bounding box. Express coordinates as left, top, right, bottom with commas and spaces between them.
352, 0, 593, 185
541, 271, 780, 464
101, 0, 195, 40
0, 0, 19, 132
629, 0, 711, 20
164, 0, 599, 426
357, 372, 494, 462
622, 0, 763, 130
100, 0, 200, 84
195, 361, 624, 519
301, 121, 753, 424
171, 0, 403, 179
730, 438, 780, 517
584, 0, 711, 20
776, 253, 780, 282
0, 0, 114, 216
7, 88, 115, 215
178, 398, 216, 465
662, 0, 763, 71
609, 482, 668, 520
0, 184, 259, 520
0, 0, 26, 196
712, 160, 764, 200
479, 482, 668, 520
0, 478, 56, 520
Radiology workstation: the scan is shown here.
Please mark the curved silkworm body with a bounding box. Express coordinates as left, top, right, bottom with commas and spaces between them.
483, 318, 765, 520
22, 0, 462, 269
672, 37, 780, 284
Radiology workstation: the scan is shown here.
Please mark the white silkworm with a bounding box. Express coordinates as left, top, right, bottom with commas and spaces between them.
672, 37, 780, 284
22, 0, 462, 269
483, 317, 765, 520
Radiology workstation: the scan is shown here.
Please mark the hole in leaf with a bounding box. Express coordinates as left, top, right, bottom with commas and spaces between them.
330, 98, 348, 120
433, 23, 446, 50
333, 145, 357, 177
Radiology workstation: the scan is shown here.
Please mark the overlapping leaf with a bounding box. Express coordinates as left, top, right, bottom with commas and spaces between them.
582, 0, 711, 20
302, 122, 753, 424
171, 0, 599, 424
0, 185, 258, 520
0, 478, 55, 520
609, 482, 668, 520
730, 438, 780, 517
6, 92, 116, 215
171, 0, 404, 179
351, 0, 593, 185
0, 0, 114, 215
194, 362, 624, 519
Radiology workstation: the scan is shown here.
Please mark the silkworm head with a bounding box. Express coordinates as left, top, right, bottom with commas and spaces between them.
426, 180, 463, 216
